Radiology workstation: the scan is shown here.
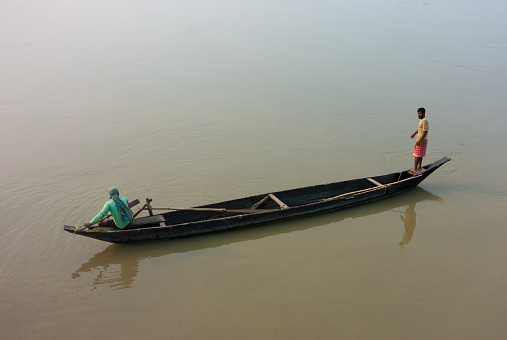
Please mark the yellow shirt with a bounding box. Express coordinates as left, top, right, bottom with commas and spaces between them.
418, 118, 428, 141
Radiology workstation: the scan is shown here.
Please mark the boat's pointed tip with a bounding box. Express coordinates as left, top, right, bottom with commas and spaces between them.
437, 156, 452, 166
63, 225, 84, 233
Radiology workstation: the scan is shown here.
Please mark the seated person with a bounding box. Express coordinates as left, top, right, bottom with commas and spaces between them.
83, 187, 133, 229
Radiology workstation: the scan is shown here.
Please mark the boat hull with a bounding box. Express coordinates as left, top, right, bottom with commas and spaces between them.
64, 157, 450, 243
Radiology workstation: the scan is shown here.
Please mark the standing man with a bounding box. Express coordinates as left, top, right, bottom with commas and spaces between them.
410, 107, 428, 172
83, 187, 133, 229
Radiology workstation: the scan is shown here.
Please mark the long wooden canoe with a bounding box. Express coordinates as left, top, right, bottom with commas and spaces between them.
64, 157, 450, 243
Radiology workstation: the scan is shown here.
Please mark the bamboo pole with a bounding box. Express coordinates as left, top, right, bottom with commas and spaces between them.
324, 174, 423, 201
150, 207, 278, 214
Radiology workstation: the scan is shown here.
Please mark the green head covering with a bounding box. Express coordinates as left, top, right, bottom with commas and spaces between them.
109, 187, 119, 197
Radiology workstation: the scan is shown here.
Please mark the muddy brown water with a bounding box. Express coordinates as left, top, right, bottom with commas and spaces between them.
1, 1, 507, 339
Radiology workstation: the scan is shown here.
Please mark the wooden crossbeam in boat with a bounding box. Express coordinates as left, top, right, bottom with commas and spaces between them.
269, 194, 289, 209
250, 194, 271, 209
367, 178, 383, 187
250, 194, 289, 210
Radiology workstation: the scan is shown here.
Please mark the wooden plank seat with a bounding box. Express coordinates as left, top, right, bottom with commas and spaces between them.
367, 178, 383, 186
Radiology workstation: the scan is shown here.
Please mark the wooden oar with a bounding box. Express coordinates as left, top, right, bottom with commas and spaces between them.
132, 204, 147, 219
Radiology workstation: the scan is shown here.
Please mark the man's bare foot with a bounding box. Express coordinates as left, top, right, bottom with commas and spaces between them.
409, 168, 416, 172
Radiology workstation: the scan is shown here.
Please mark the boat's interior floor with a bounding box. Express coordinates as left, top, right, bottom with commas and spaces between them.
83, 169, 426, 232
407, 169, 426, 175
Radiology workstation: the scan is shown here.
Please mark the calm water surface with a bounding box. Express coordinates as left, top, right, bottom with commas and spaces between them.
1, 1, 507, 339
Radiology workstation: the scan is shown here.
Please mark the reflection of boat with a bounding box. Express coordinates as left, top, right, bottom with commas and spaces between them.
64, 157, 450, 243
72, 187, 442, 290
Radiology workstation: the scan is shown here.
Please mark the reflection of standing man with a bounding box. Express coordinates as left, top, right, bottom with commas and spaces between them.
399, 203, 416, 246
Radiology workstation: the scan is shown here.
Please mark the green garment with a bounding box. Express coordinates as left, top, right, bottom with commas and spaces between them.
90, 197, 133, 229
